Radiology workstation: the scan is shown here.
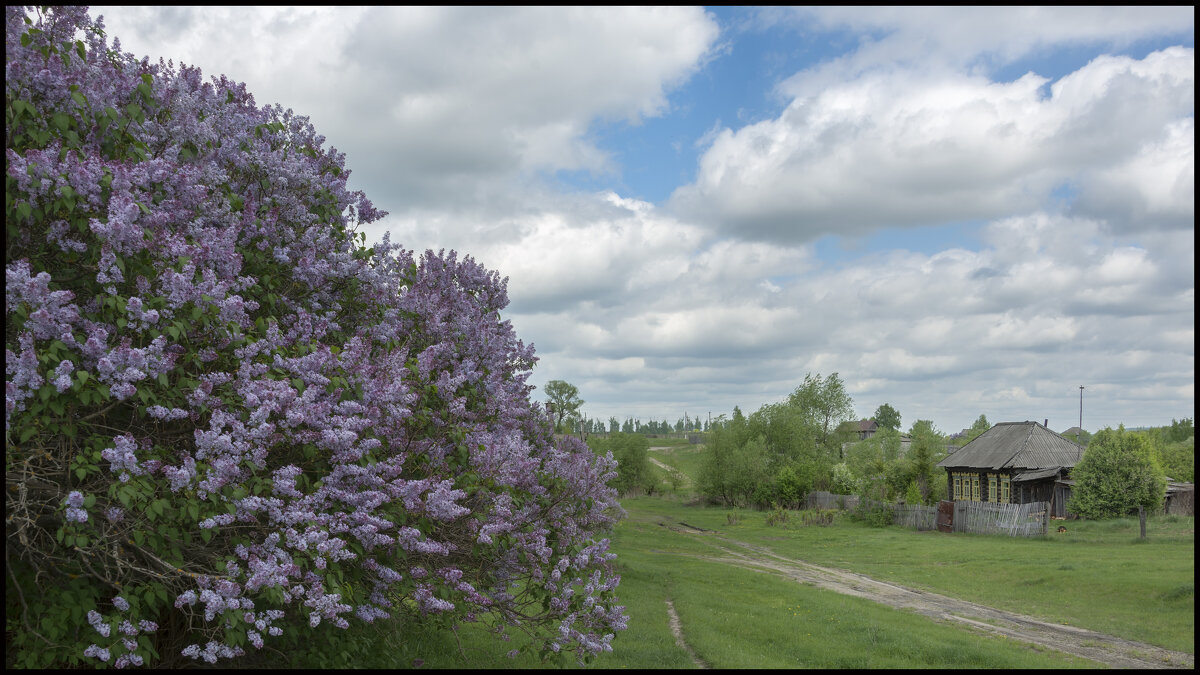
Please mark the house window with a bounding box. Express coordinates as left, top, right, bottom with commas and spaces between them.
988, 474, 997, 502
1000, 476, 1011, 504
952, 473, 961, 500
972, 476, 980, 502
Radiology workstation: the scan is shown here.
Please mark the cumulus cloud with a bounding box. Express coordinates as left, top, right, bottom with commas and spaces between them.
94, 6, 721, 211
86, 7, 1192, 431
760, 6, 1194, 83
507, 200, 1191, 430
669, 47, 1194, 243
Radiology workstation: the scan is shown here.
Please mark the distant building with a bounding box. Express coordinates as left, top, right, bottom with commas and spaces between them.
1164, 481, 1194, 516
841, 419, 878, 441
936, 421, 1085, 518
1060, 426, 1087, 440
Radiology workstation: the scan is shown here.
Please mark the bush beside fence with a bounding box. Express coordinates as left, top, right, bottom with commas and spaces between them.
806, 491, 859, 511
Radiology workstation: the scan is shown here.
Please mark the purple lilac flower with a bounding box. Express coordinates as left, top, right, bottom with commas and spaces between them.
84, 645, 111, 662
52, 360, 74, 392
9, 6, 628, 667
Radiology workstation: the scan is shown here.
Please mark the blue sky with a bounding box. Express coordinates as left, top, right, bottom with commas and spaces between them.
92, 6, 1194, 433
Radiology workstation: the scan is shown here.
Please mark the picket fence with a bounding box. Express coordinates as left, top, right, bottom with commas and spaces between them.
805, 491, 859, 511
804, 491, 1047, 537
952, 499, 1048, 537
894, 504, 937, 531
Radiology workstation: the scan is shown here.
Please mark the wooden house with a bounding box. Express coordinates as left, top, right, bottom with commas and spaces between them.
1164, 481, 1194, 516
841, 419, 879, 441
936, 421, 1085, 518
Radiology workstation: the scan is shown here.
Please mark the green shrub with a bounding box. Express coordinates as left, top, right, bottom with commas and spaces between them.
765, 507, 790, 527
852, 499, 895, 527
1069, 427, 1166, 519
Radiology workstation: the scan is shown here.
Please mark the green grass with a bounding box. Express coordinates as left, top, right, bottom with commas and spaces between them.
646, 444, 707, 492
620, 497, 1195, 655
363, 497, 1106, 669
605, 502, 1098, 669
308, 465, 1192, 668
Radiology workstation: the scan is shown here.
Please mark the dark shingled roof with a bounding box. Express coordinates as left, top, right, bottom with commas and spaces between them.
936, 421, 1085, 471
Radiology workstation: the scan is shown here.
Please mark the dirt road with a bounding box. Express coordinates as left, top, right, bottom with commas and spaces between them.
648, 457, 687, 484
658, 522, 1193, 669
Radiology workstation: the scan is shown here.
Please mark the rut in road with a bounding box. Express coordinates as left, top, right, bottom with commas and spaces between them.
658, 524, 1193, 670
664, 598, 709, 669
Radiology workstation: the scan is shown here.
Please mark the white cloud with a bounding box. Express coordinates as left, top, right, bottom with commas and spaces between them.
669, 47, 1194, 243
762, 6, 1194, 85
94, 6, 721, 211
82, 7, 1192, 432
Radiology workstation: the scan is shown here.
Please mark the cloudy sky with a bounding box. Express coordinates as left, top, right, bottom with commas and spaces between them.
91, 6, 1194, 434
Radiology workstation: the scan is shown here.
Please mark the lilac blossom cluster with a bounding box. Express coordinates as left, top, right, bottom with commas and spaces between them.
83, 596, 158, 668
7, 6, 625, 667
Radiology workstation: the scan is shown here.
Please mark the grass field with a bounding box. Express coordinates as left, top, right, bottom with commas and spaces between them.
297, 445, 1194, 668
621, 496, 1195, 655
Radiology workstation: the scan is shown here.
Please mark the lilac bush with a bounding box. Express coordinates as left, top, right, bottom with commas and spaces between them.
5, 6, 624, 668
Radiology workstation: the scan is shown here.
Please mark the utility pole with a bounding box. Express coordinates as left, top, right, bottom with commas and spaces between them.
1078, 385, 1084, 441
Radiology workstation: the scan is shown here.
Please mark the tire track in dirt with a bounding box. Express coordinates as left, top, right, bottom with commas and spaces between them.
664, 598, 709, 669
659, 530, 1193, 669
648, 457, 689, 486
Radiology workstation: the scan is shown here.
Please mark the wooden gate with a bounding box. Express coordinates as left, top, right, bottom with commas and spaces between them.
937, 500, 954, 532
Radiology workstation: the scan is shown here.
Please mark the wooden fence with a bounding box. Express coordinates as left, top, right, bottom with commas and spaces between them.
805, 491, 1047, 537
806, 491, 859, 511
894, 504, 937, 531
952, 500, 1048, 537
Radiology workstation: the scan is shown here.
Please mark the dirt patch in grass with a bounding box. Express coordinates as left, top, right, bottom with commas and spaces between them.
672, 532, 1193, 670
665, 598, 709, 669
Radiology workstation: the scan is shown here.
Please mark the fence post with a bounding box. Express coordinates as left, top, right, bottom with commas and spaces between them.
1139, 506, 1146, 539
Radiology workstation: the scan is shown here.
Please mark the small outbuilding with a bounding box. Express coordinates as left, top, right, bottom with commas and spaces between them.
1164, 481, 1194, 516
841, 419, 879, 441
936, 421, 1085, 518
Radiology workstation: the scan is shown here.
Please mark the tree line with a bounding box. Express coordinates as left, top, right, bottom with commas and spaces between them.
552, 374, 1193, 522
543, 379, 712, 435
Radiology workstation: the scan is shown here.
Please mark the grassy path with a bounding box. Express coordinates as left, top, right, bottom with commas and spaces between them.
664, 599, 709, 669
660, 527, 1193, 669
